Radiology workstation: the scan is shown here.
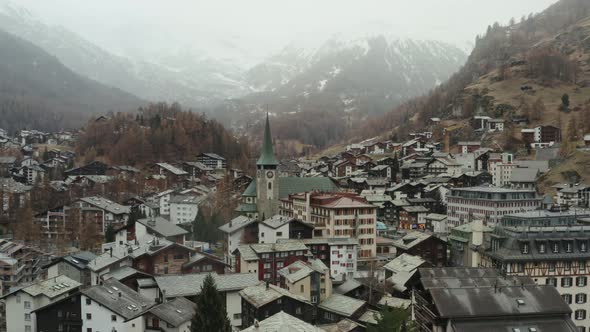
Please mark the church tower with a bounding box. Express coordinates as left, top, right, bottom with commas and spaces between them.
256, 113, 279, 220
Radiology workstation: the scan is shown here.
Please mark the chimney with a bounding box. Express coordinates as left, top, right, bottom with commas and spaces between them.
118, 292, 122, 298
265, 280, 270, 290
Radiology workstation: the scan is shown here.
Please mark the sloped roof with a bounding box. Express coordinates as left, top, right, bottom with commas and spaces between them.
155, 273, 259, 298
21, 275, 81, 299
149, 297, 196, 327
257, 114, 279, 166
242, 311, 326, 332
242, 177, 339, 198
137, 216, 189, 237
82, 279, 154, 321
318, 294, 366, 317
240, 282, 310, 308
218, 215, 257, 234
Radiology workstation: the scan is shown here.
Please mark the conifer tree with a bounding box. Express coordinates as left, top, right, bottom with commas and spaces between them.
191, 274, 231, 332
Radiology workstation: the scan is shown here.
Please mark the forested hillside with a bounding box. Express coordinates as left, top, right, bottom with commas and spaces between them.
75, 103, 251, 170
0, 28, 142, 132
356, 0, 590, 145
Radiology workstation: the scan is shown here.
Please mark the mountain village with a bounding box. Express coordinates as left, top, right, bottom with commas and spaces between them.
0, 108, 586, 332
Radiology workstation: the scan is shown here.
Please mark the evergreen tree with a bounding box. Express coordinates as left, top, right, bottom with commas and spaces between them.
105, 224, 116, 243
561, 93, 570, 111
191, 274, 231, 332
368, 307, 416, 332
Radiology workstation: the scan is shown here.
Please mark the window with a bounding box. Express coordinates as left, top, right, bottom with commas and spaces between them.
24, 301, 30, 309
577, 277, 587, 287
549, 263, 556, 272
565, 262, 572, 272
86, 313, 92, 320
578, 326, 586, 332
567, 242, 573, 253
300, 285, 304, 293
87, 328, 92, 332
546, 277, 557, 287
24, 313, 31, 321
111, 315, 117, 322
86, 298, 91, 305
57, 310, 63, 318
173, 254, 184, 260
296, 307, 302, 315
164, 255, 168, 262
264, 263, 271, 269
58, 323, 64, 332
522, 243, 529, 254
539, 243, 546, 253
553, 243, 559, 253
563, 277, 573, 288
25, 327, 31, 332
576, 293, 587, 304
260, 232, 265, 238
233, 313, 241, 319
277, 262, 284, 268
581, 242, 587, 252
563, 294, 573, 304
575, 309, 587, 320
276, 232, 283, 237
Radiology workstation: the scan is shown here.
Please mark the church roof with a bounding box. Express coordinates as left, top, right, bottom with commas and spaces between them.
257, 114, 279, 166
242, 177, 339, 198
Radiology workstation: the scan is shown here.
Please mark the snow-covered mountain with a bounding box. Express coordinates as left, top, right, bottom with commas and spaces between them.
241, 34, 467, 117
0, 0, 250, 107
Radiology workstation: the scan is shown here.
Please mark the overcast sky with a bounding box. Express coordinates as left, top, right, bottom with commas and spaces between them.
19, 0, 558, 64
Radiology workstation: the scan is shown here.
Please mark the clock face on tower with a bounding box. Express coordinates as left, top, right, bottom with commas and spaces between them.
266, 171, 274, 179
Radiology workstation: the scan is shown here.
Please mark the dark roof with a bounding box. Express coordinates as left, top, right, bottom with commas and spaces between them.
450, 317, 578, 332
136, 216, 189, 237
430, 285, 570, 319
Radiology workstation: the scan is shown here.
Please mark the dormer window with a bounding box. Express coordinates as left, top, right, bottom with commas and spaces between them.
553, 243, 559, 253
581, 241, 587, 253
522, 243, 529, 254
539, 243, 546, 254
566, 242, 573, 253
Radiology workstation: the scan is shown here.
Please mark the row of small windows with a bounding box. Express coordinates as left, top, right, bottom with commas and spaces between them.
546, 276, 588, 287
521, 240, 588, 254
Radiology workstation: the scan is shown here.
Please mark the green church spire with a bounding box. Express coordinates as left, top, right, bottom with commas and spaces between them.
257, 113, 279, 166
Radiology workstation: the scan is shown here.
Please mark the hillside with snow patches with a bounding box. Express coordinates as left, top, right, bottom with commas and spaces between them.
241, 34, 467, 118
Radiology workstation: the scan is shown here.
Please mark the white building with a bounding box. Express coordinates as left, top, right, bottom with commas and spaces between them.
218, 216, 257, 268
169, 195, 204, 224
447, 186, 542, 228
488, 153, 514, 187
4, 275, 80, 332
81, 279, 153, 332
151, 189, 175, 216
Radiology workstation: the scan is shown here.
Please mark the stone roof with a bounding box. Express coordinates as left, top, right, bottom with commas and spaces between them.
137, 216, 189, 237
0, 177, 32, 193
318, 319, 362, 332
240, 282, 310, 308
393, 231, 433, 250
383, 253, 426, 292
318, 294, 366, 317
242, 311, 326, 332
218, 215, 257, 234
509, 168, 539, 183
20, 275, 80, 300
155, 273, 259, 298
155, 162, 188, 175
78, 196, 131, 215
82, 279, 154, 321
148, 297, 196, 327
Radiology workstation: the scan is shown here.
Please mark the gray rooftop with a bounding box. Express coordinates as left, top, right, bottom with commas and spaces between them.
156, 163, 188, 176
79, 196, 131, 215
218, 215, 257, 234
82, 279, 154, 321
240, 282, 310, 308
20, 275, 80, 299
318, 293, 366, 317
149, 297, 196, 327
155, 273, 259, 298
242, 311, 326, 332
137, 216, 189, 237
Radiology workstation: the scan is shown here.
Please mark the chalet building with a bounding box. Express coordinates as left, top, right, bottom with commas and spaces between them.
0, 239, 47, 293
45, 251, 97, 288
151, 163, 189, 188
333, 159, 357, 177
446, 186, 542, 228
369, 165, 392, 179
316, 293, 368, 325
392, 231, 447, 267
3, 275, 81, 332
278, 259, 332, 304
414, 267, 577, 332
242, 311, 321, 332
236, 115, 339, 221
64, 161, 108, 176
169, 194, 204, 224
219, 215, 258, 268
509, 167, 539, 190
0, 156, 16, 177
181, 251, 227, 274
554, 183, 590, 208
135, 216, 189, 244
399, 205, 430, 230
234, 242, 310, 284
447, 220, 493, 267
258, 215, 314, 244
154, 273, 259, 328
74, 196, 131, 233
130, 238, 195, 275
383, 253, 426, 294
181, 161, 213, 178
196, 152, 227, 169
487, 118, 505, 131
33, 292, 82, 332
240, 282, 314, 329
285, 238, 359, 282
280, 192, 377, 259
